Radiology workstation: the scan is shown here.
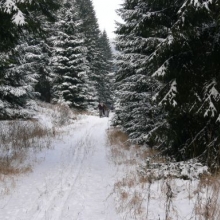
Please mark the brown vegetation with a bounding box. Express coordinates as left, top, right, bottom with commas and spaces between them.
0, 120, 52, 176
107, 127, 220, 219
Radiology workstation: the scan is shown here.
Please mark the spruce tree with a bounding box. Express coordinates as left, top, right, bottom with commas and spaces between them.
114, 0, 174, 144
151, 0, 220, 169
49, 1, 92, 109
98, 31, 114, 103
75, 0, 110, 103
0, 0, 60, 118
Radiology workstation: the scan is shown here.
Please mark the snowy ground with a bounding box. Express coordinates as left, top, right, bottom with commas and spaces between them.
0, 114, 121, 220
0, 105, 220, 220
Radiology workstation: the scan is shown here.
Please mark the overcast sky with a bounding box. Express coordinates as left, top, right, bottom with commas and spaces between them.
92, 0, 123, 39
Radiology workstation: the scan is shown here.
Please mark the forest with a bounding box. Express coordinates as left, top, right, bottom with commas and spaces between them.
0, 0, 114, 115
1, 0, 220, 170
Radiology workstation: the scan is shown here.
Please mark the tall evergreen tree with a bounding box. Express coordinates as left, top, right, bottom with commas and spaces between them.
115, 0, 220, 168
114, 0, 176, 144
134, 0, 184, 145
0, 0, 60, 118
151, 0, 220, 169
0, 0, 60, 51
98, 30, 114, 103
75, 0, 112, 103
49, 1, 93, 109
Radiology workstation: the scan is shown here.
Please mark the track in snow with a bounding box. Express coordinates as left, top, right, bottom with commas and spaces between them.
0, 115, 120, 220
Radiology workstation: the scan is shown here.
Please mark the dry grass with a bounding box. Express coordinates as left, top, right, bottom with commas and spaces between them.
199, 172, 220, 187
107, 129, 220, 219
115, 175, 137, 189
139, 175, 151, 185
107, 128, 131, 166
107, 128, 130, 150
0, 161, 32, 175
0, 175, 17, 196
0, 120, 52, 176
38, 101, 78, 125
120, 191, 129, 201
107, 128, 187, 220
127, 191, 144, 213
107, 128, 148, 219
193, 173, 220, 220
52, 104, 72, 125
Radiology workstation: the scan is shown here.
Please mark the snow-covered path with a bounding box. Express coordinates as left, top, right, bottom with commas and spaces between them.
0, 115, 120, 220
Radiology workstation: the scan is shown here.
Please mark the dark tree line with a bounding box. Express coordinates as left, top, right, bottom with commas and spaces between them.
114, 0, 220, 170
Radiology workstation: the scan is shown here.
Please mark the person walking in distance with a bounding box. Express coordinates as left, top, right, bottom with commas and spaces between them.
98, 102, 104, 117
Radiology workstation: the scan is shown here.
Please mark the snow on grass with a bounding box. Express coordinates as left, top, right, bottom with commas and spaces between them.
107, 129, 220, 220
0, 105, 119, 220
0, 103, 220, 220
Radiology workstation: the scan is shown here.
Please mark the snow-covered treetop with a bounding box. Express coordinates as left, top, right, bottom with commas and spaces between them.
0, 0, 31, 25
181, 0, 213, 11
177, 0, 215, 28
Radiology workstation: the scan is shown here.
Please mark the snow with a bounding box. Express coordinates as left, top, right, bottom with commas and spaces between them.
0, 114, 119, 220
190, 0, 212, 10
0, 86, 27, 98
152, 64, 167, 77
12, 9, 26, 25
1, 0, 26, 25
197, 79, 220, 118
0, 100, 4, 109
0, 106, 219, 220
159, 79, 177, 107
2, 0, 17, 13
